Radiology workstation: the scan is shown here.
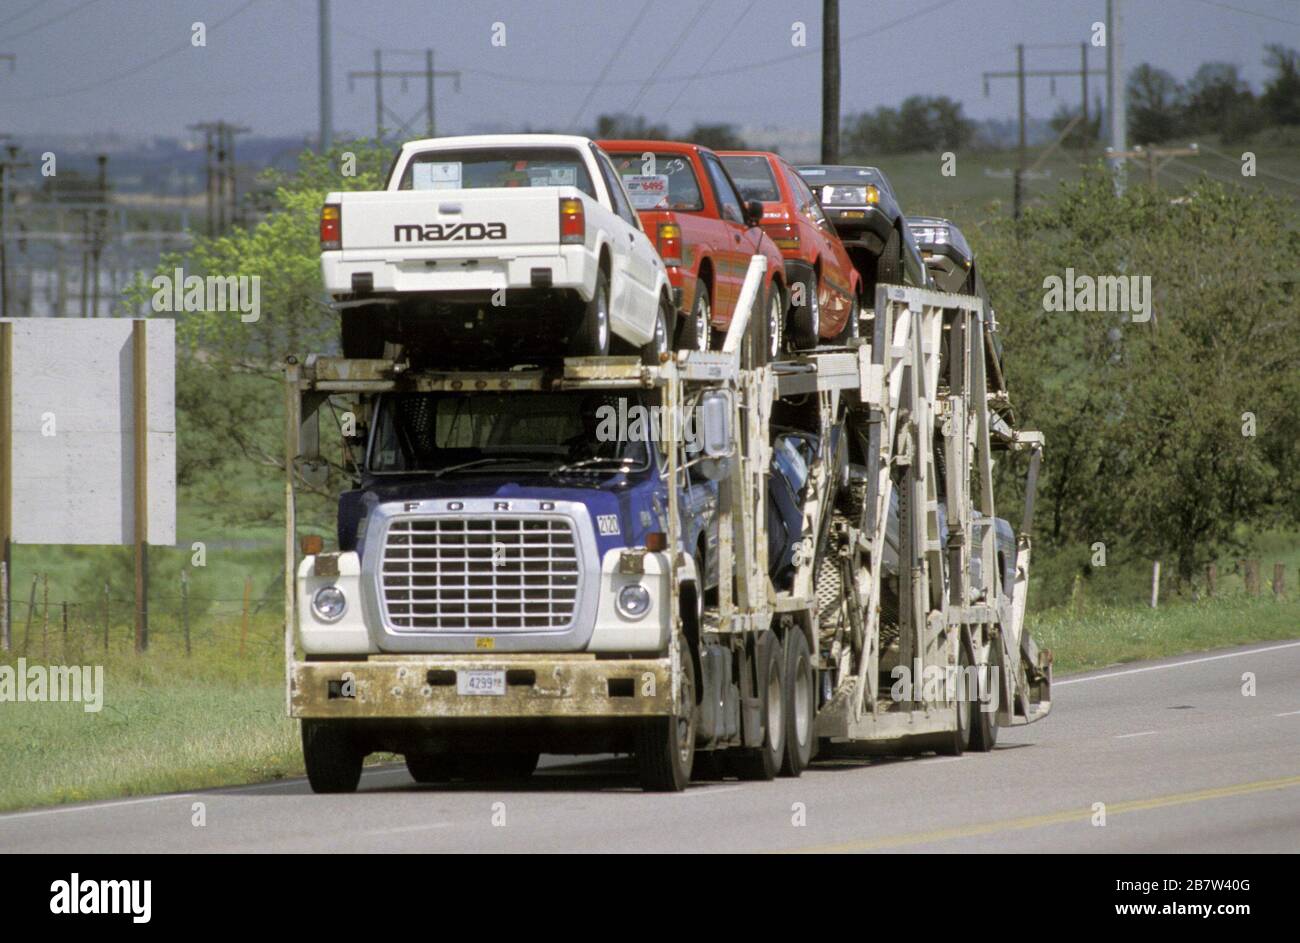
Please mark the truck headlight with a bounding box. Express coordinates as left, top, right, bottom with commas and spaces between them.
616, 583, 651, 619
312, 585, 347, 622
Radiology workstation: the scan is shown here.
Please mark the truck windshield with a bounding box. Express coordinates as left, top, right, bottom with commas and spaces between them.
719, 155, 780, 202
368, 391, 658, 475
604, 151, 704, 211
397, 147, 596, 198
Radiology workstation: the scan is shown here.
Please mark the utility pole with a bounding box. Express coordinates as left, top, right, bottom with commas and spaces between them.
0, 146, 32, 320
1106, 0, 1127, 193
188, 122, 249, 235
1105, 144, 1199, 188
984, 44, 1104, 218
318, 0, 333, 151
821, 0, 840, 163
349, 49, 462, 143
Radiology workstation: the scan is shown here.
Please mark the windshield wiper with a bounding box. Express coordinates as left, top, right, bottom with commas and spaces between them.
432, 457, 549, 478
550, 456, 636, 477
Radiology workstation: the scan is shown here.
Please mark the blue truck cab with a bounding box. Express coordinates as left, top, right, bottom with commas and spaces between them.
305, 386, 718, 657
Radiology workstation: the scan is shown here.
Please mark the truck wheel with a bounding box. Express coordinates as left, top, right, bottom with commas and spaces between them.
680, 283, 711, 353
571, 269, 611, 357
876, 227, 902, 287
457, 753, 540, 782
937, 643, 974, 756
969, 655, 1000, 751
780, 629, 815, 777
791, 271, 820, 350
301, 719, 363, 794
732, 634, 785, 781
635, 636, 696, 792
641, 297, 671, 365
405, 752, 455, 784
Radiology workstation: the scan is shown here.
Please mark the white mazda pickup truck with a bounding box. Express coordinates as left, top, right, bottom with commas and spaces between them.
321, 134, 674, 362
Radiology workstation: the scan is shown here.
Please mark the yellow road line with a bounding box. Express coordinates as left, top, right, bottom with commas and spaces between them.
788, 774, 1300, 853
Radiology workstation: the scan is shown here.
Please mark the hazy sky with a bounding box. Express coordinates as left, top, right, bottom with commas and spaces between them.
2, 0, 1297, 140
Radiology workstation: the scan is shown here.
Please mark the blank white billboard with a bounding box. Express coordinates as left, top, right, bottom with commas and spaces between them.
3, 319, 175, 546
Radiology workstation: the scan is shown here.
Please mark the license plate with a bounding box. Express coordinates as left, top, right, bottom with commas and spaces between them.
457, 670, 506, 696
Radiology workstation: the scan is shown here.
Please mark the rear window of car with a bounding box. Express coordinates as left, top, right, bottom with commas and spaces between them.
719, 155, 781, 202
603, 151, 704, 211
397, 147, 596, 198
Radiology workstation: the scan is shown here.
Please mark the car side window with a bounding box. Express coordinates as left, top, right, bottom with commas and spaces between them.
594, 152, 640, 229
702, 154, 745, 224
785, 166, 827, 224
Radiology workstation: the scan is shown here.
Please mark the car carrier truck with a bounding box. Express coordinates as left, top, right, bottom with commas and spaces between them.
283, 257, 1051, 792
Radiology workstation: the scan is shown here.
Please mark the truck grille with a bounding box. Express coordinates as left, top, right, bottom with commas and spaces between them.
380, 516, 581, 632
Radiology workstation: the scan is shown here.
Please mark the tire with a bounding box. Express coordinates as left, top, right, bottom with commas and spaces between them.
635, 635, 697, 791
456, 752, 540, 782
680, 282, 711, 353
405, 752, 455, 784
969, 645, 1000, 752
571, 268, 611, 357
833, 293, 861, 346
936, 641, 974, 756
641, 296, 671, 365
765, 284, 783, 362
732, 633, 785, 781
876, 227, 902, 287
302, 719, 363, 794
791, 270, 820, 350
780, 629, 816, 777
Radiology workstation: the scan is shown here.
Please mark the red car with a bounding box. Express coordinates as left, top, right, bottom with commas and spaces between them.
598, 139, 788, 361
718, 150, 862, 347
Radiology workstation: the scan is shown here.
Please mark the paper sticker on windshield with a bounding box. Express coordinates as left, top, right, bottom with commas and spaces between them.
597, 514, 620, 536
412, 161, 462, 190
623, 175, 670, 209
529, 166, 577, 187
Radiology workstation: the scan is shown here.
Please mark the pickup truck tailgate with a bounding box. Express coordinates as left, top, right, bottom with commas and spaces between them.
337, 187, 564, 258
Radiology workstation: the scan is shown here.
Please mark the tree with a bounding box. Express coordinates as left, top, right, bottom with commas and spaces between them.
841, 96, 973, 155
1183, 62, 1252, 134
590, 113, 669, 141
684, 123, 746, 151
1261, 44, 1300, 126
1127, 63, 1185, 144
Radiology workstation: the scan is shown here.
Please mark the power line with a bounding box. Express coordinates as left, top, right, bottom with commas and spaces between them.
654, 0, 759, 125
1196, 141, 1300, 189
0, 0, 260, 103
1181, 0, 1300, 27
624, 0, 713, 117
568, 0, 653, 128
0, 0, 104, 45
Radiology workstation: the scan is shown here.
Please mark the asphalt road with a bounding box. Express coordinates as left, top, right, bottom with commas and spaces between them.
3, 640, 1298, 853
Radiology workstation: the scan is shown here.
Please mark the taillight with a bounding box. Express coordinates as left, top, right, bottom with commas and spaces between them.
559, 197, 585, 244
762, 222, 800, 251
657, 222, 682, 266
320, 203, 341, 250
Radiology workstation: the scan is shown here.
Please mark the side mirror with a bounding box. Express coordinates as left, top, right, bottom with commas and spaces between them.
743, 199, 764, 228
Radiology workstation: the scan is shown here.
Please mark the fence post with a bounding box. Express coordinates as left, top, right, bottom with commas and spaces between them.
1150, 561, 1160, 609
1245, 559, 1260, 596
103, 582, 110, 652
21, 574, 36, 653
0, 560, 7, 652
240, 575, 252, 657
40, 573, 49, 658
1273, 563, 1285, 600
181, 570, 191, 657
1205, 562, 1217, 598
61, 601, 68, 662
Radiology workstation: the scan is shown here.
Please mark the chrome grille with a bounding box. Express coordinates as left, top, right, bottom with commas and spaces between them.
380, 516, 581, 632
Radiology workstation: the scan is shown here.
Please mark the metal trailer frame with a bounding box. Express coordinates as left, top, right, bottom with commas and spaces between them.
282, 261, 1050, 751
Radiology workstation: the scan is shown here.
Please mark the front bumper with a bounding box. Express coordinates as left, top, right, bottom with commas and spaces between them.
290, 654, 673, 719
